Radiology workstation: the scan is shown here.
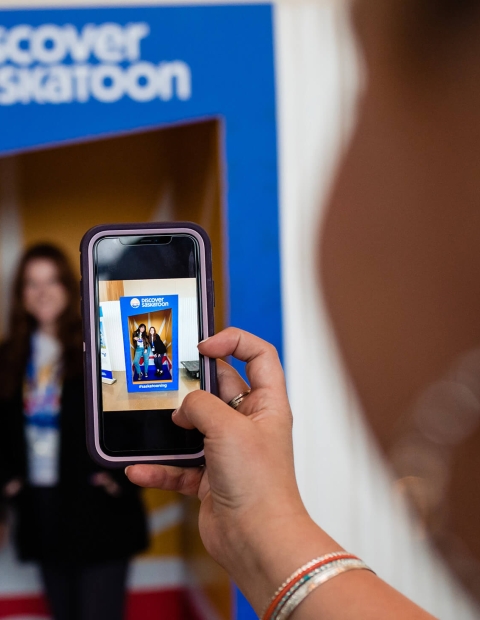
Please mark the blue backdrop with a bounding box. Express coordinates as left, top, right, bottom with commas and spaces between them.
120, 295, 178, 391
0, 5, 280, 619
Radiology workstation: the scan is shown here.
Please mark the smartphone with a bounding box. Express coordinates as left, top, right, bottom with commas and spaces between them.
80, 222, 216, 468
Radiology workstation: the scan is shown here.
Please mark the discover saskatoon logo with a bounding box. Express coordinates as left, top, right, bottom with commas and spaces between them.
130, 298, 140, 309
0, 22, 192, 105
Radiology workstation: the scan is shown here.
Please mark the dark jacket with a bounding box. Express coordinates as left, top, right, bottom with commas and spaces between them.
0, 370, 148, 565
148, 334, 167, 356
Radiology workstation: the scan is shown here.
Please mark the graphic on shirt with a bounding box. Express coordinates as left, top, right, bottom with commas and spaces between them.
23, 332, 61, 487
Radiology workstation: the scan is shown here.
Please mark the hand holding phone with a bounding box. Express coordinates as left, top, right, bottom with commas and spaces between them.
80, 222, 216, 468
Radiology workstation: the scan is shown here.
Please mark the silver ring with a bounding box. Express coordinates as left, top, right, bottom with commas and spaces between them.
228, 390, 251, 410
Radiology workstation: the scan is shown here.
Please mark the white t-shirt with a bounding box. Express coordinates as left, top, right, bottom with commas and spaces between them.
23, 332, 62, 487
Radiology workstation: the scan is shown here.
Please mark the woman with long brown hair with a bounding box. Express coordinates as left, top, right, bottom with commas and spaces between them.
148, 326, 167, 377
0, 244, 147, 620
132, 323, 149, 380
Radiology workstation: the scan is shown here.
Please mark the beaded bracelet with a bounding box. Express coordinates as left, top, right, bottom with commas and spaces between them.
261, 552, 355, 620
262, 552, 374, 620
273, 558, 372, 620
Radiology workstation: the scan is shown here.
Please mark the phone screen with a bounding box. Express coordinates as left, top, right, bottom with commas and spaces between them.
94, 234, 204, 456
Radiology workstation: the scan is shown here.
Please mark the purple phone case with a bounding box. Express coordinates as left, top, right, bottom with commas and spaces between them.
80, 222, 217, 468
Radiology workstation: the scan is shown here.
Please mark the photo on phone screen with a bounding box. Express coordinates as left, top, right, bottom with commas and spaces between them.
100, 281, 199, 406
93, 234, 205, 456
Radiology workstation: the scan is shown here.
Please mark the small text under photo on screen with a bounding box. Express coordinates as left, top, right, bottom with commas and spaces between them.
98, 278, 200, 412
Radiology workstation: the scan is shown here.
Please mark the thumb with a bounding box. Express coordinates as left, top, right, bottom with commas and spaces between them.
173, 390, 243, 437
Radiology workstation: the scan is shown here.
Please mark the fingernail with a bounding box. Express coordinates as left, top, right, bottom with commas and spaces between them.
171, 409, 177, 417
198, 337, 210, 346
125, 466, 131, 475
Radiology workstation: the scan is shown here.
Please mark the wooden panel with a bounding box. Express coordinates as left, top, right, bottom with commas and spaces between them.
99, 280, 125, 303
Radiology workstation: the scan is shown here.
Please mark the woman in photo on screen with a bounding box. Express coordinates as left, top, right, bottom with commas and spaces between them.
148, 326, 167, 377
0, 244, 148, 620
132, 323, 149, 380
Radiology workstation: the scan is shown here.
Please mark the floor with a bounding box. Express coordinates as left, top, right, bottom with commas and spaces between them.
102, 368, 200, 411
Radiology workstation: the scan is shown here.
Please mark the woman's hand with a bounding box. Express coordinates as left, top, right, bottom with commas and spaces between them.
0, 479, 23, 550
3, 478, 23, 498
126, 328, 316, 609
126, 328, 434, 620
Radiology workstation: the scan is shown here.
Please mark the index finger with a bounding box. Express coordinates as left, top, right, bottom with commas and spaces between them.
198, 327, 285, 391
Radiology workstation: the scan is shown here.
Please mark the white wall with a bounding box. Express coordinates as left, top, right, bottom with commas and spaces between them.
0, 1, 478, 617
